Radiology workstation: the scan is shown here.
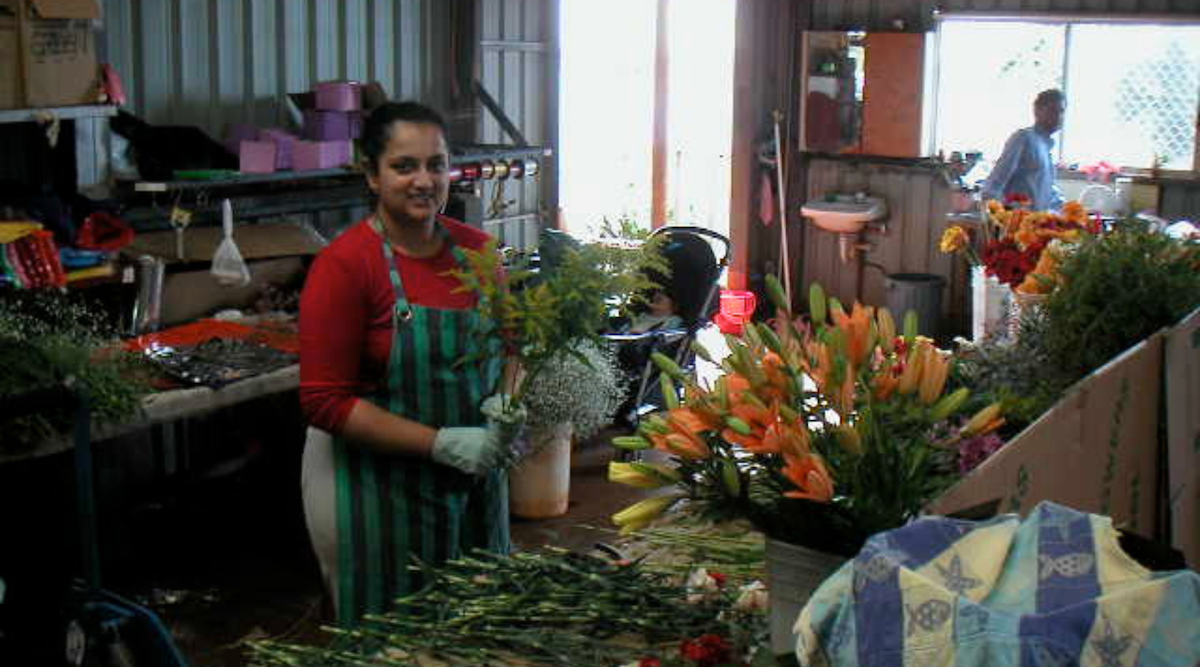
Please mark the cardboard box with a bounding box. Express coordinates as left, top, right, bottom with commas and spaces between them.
0, 0, 102, 109
929, 332, 1164, 537
1165, 306, 1200, 568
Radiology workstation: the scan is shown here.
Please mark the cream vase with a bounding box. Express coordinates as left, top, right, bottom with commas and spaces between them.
508, 422, 574, 519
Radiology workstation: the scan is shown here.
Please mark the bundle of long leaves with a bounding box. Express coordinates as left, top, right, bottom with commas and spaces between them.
609, 279, 1003, 557
1041, 218, 1200, 380
246, 548, 763, 667
0, 289, 148, 452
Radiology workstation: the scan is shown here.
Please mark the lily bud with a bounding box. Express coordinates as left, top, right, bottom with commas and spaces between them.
809, 283, 827, 326
918, 348, 951, 405
612, 495, 680, 535
876, 308, 896, 353
660, 373, 679, 410
725, 416, 753, 435
929, 387, 970, 422
961, 403, 1004, 438
651, 352, 686, 380
691, 339, 714, 363
757, 323, 784, 355
608, 461, 680, 489
766, 274, 790, 314
612, 435, 653, 451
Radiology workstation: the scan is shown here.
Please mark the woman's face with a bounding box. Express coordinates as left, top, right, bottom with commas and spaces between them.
366, 121, 450, 227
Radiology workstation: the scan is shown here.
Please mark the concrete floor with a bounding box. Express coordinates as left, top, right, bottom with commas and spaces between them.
112, 427, 650, 667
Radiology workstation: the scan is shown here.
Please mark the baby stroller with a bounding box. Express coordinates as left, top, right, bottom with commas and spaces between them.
604, 225, 731, 431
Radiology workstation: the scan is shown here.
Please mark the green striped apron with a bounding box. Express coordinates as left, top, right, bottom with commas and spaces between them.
332, 219, 509, 627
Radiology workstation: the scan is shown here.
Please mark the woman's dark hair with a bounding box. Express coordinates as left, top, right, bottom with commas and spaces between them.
361, 101, 447, 173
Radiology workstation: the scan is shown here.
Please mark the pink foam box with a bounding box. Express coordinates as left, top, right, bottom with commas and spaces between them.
303, 110, 361, 140
239, 140, 277, 174
294, 140, 353, 171
314, 81, 361, 111
258, 128, 300, 169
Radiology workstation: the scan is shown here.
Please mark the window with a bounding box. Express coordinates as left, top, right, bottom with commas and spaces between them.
933, 18, 1200, 172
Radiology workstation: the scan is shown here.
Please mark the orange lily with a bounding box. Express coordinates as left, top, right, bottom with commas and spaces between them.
782, 453, 835, 503
763, 419, 812, 459
646, 408, 714, 460
832, 302, 874, 368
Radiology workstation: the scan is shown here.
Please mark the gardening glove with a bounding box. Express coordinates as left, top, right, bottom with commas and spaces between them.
432, 426, 507, 476
480, 393, 532, 463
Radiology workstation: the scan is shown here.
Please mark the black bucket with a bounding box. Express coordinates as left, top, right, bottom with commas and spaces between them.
884, 273, 945, 338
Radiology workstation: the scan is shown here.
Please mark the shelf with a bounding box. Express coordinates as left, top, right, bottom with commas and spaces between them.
133, 167, 360, 193
0, 104, 118, 124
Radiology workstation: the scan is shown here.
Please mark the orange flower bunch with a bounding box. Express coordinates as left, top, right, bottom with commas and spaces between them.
609, 278, 1003, 552
986, 199, 1098, 295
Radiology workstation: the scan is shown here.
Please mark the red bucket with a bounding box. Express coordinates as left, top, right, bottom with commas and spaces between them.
716, 289, 757, 335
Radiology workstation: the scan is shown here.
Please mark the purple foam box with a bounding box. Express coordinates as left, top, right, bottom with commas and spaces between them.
259, 128, 300, 170
294, 140, 353, 171
314, 81, 361, 111
224, 122, 259, 156
239, 140, 278, 174
303, 110, 358, 141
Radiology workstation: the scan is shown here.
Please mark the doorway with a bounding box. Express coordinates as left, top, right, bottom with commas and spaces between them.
558, 0, 736, 239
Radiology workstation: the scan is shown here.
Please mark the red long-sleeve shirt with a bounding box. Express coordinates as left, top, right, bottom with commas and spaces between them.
299, 216, 491, 433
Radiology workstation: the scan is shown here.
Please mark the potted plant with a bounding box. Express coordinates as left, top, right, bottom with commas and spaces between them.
508, 337, 628, 518
607, 276, 1003, 655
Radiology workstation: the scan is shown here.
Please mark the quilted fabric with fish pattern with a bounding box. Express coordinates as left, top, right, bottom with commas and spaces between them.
794, 502, 1200, 666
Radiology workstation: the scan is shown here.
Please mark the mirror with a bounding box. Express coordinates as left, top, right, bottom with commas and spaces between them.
799, 31, 865, 154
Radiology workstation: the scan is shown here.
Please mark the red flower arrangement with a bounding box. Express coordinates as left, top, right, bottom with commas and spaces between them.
980, 238, 1045, 288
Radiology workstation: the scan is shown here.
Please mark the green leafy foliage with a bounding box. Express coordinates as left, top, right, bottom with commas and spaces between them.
0, 289, 149, 452
951, 310, 1069, 434
1041, 219, 1200, 379
449, 232, 669, 401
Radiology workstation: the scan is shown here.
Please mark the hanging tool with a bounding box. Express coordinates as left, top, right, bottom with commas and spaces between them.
771, 109, 792, 306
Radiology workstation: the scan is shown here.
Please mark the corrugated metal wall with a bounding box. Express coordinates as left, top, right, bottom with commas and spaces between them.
99, 0, 444, 138
812, 0, 1200, 31
801, 159, 970, 336
95, 0, 553, 242
477, 0, 552, 248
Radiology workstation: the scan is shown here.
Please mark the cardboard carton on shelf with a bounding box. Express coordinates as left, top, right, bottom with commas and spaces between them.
0, 0, 103, 109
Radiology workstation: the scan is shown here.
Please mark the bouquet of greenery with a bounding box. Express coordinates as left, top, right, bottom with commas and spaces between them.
449, 231, 667, 408
608, 277, 1003, 556
0, 289, 149, 453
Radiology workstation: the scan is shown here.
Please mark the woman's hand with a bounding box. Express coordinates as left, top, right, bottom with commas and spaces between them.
431, 426, 508, 475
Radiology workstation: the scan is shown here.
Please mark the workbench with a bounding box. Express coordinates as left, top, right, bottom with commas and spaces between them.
0, 364, 299, 466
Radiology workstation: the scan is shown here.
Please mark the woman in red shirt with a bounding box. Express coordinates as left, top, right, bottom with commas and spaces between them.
299, 101, 513, 625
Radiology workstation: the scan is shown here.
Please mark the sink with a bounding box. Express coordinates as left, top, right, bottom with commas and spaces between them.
801, 195, 888, 234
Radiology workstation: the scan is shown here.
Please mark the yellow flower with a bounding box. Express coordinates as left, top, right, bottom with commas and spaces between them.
611, 494, 681, 535
961, 403, 1005, 438
939, 226, 969, 253
608, 461, 681, 489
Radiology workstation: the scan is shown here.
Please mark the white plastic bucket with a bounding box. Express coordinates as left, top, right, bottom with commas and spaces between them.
508, 422, 573, 519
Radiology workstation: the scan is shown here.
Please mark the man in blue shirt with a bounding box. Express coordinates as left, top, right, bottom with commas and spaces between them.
981, 89, 1066, 211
